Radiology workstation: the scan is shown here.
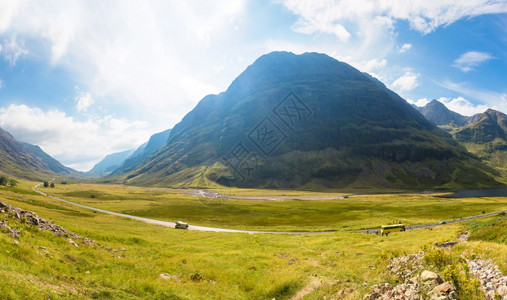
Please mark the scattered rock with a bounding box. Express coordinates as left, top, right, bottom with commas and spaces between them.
468, 259, 507, 300
159, 273, 180, 282
67, 238, 79, 248
9, 228, 20, 239
0, 200, 113, 251
434, 241, 458, 249
13, 240, 19, 245
0, 220, 9, 230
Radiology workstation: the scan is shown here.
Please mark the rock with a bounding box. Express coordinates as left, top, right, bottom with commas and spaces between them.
0, 220, 9, 229
420, 270, 443, 287
9, 228, 20, 239
431, 282, 456, 297
67, 238, 79, 248
159, 273, 180, 282
13, 240, 19, 245
497, 285, 507, 297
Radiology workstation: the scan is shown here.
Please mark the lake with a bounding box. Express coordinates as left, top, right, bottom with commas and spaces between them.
442, 188, 507, 198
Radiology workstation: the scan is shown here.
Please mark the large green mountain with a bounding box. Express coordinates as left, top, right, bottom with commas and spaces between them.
118, 52, 501, 189
0, 126, 79, 179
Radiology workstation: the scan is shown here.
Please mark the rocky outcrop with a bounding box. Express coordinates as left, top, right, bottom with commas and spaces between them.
467, 259, 507, 300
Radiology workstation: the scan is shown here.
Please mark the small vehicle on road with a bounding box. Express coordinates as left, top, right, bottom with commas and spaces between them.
380, 224, 405, 236
175, 221, 189, 229
439, 221, 446, 225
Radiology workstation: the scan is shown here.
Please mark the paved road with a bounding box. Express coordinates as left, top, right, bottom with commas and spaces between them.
33, 183, 506, 235
359, 209, 507, 235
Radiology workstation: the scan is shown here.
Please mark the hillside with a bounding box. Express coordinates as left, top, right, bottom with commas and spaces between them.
419, 99, 468, 127
453, 109, 507, 172
118, 52, 500, 189
111, 128, 171, 175
86, 149, 135, 177
21, 143, 82, 177
0, 126, 73, 180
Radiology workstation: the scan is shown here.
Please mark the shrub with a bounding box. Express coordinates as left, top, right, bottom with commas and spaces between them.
422, 246, 462, 270
189, 272, 204, 282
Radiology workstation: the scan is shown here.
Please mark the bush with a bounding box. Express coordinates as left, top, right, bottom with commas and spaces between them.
422, 246, 461, 270
189, 272, 204, 282
443, 263, 481, 299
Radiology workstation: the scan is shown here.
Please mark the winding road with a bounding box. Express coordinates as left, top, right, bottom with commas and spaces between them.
33, 183, 507, 235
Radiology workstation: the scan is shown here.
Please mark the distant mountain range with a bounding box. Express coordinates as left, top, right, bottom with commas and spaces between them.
110, 52, 501, 189
418, 101, 507, 173
86, 149, 135, 177
87, 128, 171, 177
0, 126, 81, 180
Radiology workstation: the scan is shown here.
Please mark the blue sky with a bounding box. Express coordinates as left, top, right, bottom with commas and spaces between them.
0, 0, 506, 171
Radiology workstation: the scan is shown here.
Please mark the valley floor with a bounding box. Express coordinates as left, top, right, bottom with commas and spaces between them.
0, 180, 506, 299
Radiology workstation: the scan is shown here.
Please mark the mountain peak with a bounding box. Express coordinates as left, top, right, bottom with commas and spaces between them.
420, 100, 467, 126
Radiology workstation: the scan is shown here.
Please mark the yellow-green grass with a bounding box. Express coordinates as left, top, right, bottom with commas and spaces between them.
34, 182, 507, 232
1, 180, 506, 299
0, 186, 458, 299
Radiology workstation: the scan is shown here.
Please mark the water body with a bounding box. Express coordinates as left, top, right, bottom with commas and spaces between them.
443, 188, 507, 198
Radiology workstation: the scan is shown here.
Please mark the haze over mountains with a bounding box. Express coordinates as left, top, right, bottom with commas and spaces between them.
1, 52, 506, 190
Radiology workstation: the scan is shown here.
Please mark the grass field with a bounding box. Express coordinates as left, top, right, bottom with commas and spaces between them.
0, 180, 506, 299
36, 182, 507, 232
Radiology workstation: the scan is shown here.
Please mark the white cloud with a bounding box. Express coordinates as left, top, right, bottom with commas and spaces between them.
0, 1, 247, 130
406, 98, 430, 107
283, 0, 507, 37
399, 43, 412, 53
75, 88, 94, 112
1, 36, 28, 65
437, 97, 489, 116
0, 104, 151, 171
453, 51, 494, 72
391, 69, 419, 92
439, 80, 507, 113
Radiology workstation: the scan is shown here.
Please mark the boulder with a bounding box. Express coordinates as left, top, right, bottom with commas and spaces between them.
420, 270, 443, 287
431, 282, 456, 298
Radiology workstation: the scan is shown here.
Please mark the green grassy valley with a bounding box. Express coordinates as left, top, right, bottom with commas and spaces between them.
1, 180, 506, 299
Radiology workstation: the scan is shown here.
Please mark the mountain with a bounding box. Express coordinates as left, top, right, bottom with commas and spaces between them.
86, 149, 135, 177
453, 109, 507, 172
20, 143, 81, 177
420, 100, 468, 127
117, 52, 501, 189
111, 128, 171, 175
0, 126, 76, 179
